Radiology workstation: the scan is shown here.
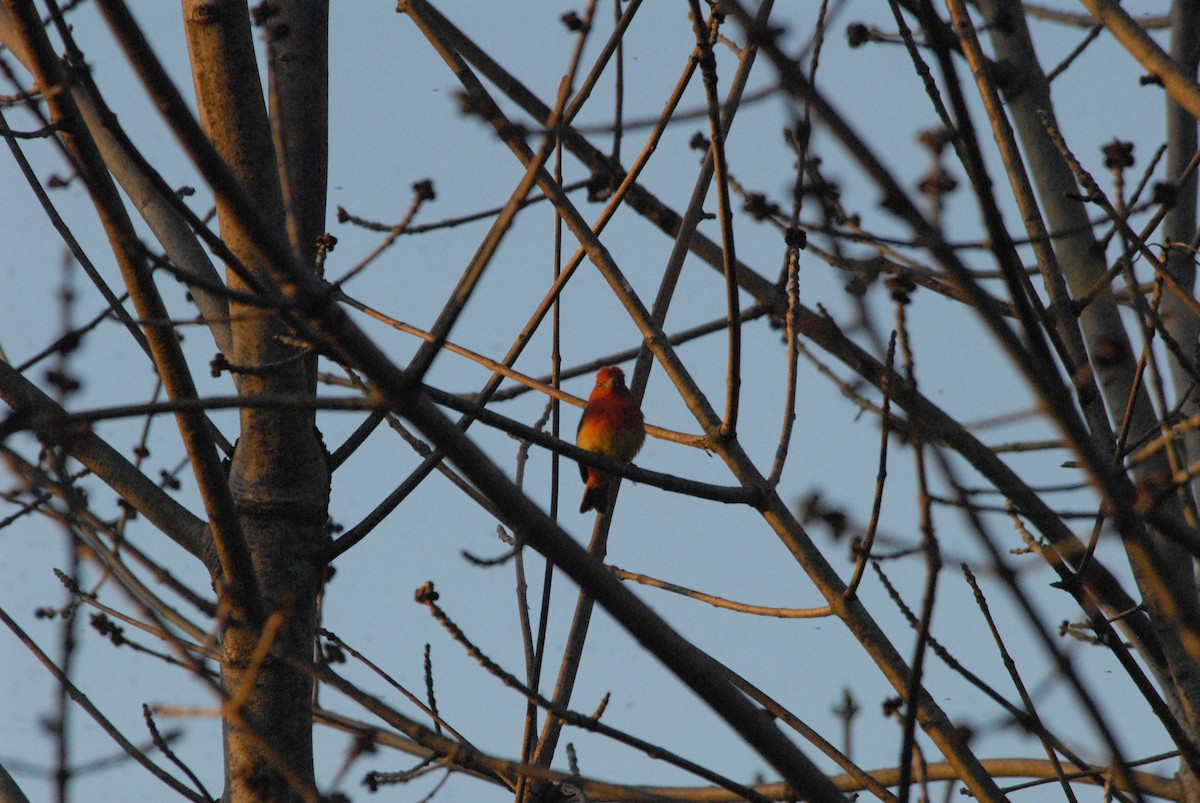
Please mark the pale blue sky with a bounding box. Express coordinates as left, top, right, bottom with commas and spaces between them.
0, 2, 1185, 800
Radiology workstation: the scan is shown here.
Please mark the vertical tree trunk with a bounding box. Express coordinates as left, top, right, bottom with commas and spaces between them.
181, 2, 330, 800
976, 0, 1200, 795
1162, 5, 1200, 796
1162, 0, 1200, 513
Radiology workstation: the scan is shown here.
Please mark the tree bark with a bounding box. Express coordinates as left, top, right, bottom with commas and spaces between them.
181, 2, 330, 800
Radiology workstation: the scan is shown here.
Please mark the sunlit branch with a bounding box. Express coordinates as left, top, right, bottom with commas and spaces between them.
610, 566, 833, 618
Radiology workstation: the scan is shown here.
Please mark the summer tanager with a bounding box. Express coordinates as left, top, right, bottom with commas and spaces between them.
576, 365, 645, 513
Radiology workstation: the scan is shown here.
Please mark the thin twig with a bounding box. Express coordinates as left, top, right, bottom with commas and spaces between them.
610, 566, 832, 618
0, 607, 207, 802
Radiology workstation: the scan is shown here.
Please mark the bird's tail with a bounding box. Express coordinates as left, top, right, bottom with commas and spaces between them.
579, 470, 609, 513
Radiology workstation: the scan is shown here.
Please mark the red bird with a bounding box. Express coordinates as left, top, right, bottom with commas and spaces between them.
576, 365, 645, 513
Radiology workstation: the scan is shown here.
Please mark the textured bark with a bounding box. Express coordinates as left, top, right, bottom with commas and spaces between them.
1162, 0, 1200, 517
975, 0, 1200, 791
267, 0, 329, 401
1163, 5, 1200, 797
267, 0, 329, 276
181, 2, 330, 800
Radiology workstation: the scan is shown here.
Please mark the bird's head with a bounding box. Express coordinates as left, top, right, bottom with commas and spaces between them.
595, 365, 627, 390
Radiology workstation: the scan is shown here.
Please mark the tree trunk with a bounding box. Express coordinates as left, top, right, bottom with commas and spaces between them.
181, 2, 330, 800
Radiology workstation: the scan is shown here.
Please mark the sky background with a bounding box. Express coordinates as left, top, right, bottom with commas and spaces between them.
0, 1, 1188, 800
